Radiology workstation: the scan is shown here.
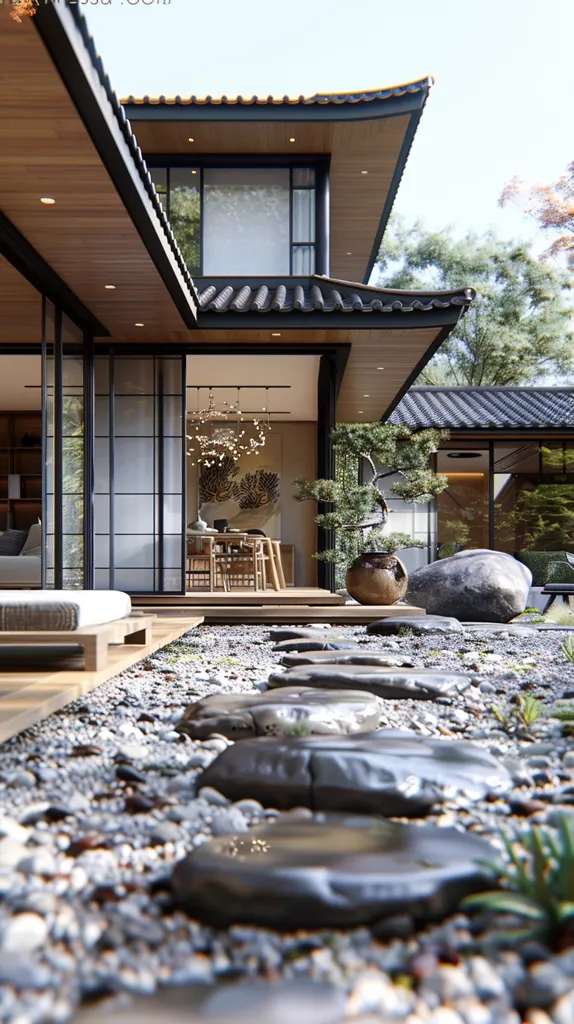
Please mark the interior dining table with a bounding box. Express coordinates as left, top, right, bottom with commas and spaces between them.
186, 532, 285, 592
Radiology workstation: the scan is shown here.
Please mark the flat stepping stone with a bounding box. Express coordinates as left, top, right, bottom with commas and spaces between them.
268, 664, 472, 701
281, 650, 414, 669
270, 628, 352, 642
366, 616, 463, 636
175, 687, 382, 740
199, 729, 511, 816
172, 813, 498, 930
462, 622, 537, 636
273, 638, 361, 653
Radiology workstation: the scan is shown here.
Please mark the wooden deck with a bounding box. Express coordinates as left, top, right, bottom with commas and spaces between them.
136, 587, 344, 607
0, 615, 203, 745
134, 596, 426, 625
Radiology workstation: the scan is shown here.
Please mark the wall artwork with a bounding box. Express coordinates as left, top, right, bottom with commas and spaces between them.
198, 432, 281, 537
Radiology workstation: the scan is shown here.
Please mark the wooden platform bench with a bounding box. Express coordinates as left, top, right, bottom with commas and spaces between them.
0, 615, 154, 672
0, 591, 156, 671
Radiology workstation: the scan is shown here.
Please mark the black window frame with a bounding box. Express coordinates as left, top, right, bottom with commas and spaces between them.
148, 156, 330, 277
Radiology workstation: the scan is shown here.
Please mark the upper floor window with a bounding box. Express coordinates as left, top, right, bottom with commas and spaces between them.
150, 165, 316, 277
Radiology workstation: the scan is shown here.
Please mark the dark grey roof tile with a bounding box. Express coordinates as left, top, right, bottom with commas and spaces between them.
390, 387, 574, 430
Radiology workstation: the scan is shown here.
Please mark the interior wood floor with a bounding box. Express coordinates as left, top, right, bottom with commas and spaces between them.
136, 604, 426, 625
136, 588, 344, 607
0, 616, 203, 745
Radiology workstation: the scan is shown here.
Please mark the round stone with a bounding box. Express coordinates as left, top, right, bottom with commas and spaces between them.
172, 814, 498, 930
267, 664, 472, 701
366, 616, 463, 636
176, 687, 382, 740
198, 729, 511, 815
406, 550, 531, 623
1, 913, 49, 954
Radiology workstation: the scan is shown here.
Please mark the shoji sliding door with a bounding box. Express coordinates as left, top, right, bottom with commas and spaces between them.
94, 354, 186, 593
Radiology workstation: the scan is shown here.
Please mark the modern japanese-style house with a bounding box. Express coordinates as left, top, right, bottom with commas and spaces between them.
0, 3, 475, 601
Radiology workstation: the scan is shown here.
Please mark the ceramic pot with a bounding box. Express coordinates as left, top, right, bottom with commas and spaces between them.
345, 552, 407, 606
189, 511, 208, 532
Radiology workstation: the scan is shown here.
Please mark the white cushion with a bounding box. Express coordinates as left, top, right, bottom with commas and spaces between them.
0, 590, 131, 630
21, 523, 41, 557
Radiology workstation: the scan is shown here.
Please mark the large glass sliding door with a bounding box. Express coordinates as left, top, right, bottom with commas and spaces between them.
94, 353, 186, 593
43, 303, 86, 589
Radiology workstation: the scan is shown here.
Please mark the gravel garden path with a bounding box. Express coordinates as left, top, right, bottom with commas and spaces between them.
0, 618, 573, 1023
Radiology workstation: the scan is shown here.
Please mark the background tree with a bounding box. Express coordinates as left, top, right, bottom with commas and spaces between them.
294, 422, 448, 573
169, 187, 201, 274
375, 217, 573, 385
500, 161, 574, 272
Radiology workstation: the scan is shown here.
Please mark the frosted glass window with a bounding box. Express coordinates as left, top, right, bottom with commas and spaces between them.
163, 535, 183, 569
115, 396, 154, 436
163, 438, 182, 493
114, 438, 155, 494
114, 359, 154, 395
95, 534, 110, 568
292, 245, 315, 274
293, 168, 315, 187
115, 534, 155, 569
115, 494, 155, 534
203, 169, 290, 275
115, 569, 155, 592
292, 190, 315, 242
95, 397, 109, 437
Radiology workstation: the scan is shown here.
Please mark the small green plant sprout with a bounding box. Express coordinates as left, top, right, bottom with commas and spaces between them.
462, 816, 574, 949
561, 634, 574, 663
491, 693, 541, 734
546, 605, 574, 628
289, 723, 311, 737
547, 700, 574, 723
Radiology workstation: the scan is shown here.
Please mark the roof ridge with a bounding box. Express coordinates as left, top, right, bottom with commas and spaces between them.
121, 77, 433, 107
316, 275, 475, 300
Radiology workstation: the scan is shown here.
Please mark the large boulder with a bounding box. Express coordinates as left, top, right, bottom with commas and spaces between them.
406, 549, 532, 623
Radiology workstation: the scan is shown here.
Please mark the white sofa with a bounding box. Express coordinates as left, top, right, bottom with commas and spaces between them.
0, 523, 41, 588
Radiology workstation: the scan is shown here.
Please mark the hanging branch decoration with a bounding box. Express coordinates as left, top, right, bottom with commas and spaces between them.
187, 387, 271, 467
10, 0, 38, 22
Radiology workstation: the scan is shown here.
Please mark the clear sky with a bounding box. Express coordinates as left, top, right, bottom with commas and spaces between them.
84, 0, 573, 246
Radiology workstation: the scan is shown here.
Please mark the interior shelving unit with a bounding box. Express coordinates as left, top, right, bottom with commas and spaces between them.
0, 412, 42, 532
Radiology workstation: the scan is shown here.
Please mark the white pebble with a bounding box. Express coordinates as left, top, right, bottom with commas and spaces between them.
1, 913, 48, 954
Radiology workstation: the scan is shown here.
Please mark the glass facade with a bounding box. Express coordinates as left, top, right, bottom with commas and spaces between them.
434, 442, 574, 559
150, 165, 317, 276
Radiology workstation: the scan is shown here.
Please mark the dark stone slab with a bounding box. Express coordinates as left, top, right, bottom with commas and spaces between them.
176, 686, 382, 740
462, 621, 538, 637
280, 650, 414, 669
366, 616, 462, 636
272, 638, 361, 653
172, 814, 498, 930
406, 550, 531, 623
198, 729, 511, 816
269, 628, 353, 642
268, 663, 472, 700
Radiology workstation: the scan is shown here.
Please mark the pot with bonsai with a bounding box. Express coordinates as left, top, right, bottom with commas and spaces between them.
294, 422, 449, 605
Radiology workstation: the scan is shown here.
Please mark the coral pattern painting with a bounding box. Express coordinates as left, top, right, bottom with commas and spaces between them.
198, 433, 281, 536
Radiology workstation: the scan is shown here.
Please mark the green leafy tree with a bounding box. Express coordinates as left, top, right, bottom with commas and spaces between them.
294, 422, 448, 569
375, 217, 573, 385
170, 187, 201, 273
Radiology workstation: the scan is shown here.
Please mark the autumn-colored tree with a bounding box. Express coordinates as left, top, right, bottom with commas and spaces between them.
9, 0, 37, 22
500, 162, 574, 270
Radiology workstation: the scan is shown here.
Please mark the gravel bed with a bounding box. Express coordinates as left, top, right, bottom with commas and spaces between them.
0, 622, 573, 1023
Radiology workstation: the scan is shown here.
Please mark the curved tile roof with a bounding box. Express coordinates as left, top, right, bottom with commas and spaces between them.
122, 78, 433, 107
65, 5, 198, 303
390, 387, 574, 430
197, 277, 474, 315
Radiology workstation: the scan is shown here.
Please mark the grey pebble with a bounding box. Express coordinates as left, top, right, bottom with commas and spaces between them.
198, 786, 229, 806
0, 912, 49, 954
210, 807, 248, 836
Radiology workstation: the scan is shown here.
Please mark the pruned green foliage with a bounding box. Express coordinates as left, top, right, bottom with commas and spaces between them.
463, 817, 574, 948
294, 422, 448, 569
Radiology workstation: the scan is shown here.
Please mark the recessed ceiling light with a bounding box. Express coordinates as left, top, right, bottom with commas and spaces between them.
188, 137, 195, 142
191, 169, 197, 174
271, 332, 281, 337
377, 366, 384, 370
346, 252, 353, 256
104, 284, 116, 290
358, 411, 364, 414
361, 170, 369, 175
40, 197, 55, 205
364, 394, 370, 397
135, 323, 145, 327
289, 137, 296, 143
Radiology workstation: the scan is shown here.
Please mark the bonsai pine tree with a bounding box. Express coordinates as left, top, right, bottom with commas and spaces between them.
294, 422, 448, 569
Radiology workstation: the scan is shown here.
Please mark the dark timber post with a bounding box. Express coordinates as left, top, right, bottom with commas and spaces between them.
488, 440, 495, 550
83, 333, 95, 589
317, 353, 337, 592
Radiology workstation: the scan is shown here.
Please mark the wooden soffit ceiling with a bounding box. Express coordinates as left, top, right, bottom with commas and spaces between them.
123, 113, 415, 284
0, 11, 196, 340
0, 255, 42, 345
